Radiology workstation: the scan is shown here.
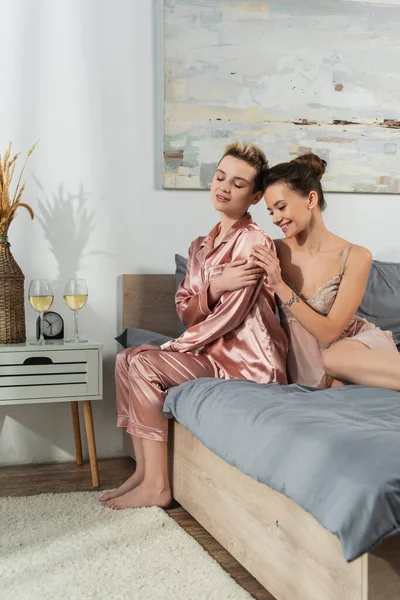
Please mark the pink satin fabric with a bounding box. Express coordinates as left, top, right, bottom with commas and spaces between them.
116, 348, 218, 441
116, 213, 288, 442
279, 245, 398, 389
162, 214, 288, 383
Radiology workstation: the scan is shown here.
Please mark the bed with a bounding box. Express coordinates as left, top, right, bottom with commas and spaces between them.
121, 273, 400, 600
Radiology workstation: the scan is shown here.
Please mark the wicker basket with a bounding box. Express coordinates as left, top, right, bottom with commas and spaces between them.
0, 236, 26, 343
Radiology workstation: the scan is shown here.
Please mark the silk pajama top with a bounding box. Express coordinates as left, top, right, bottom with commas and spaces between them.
161, 213, 288, 384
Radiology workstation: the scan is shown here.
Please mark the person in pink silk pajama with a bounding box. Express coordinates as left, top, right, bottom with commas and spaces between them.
100, 142, 288, 510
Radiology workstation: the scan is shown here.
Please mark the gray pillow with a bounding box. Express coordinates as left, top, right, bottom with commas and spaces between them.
356, 260, 400, 347
175, 254, 188, 335
115, 327, 172, 349
175, 253, 188, 288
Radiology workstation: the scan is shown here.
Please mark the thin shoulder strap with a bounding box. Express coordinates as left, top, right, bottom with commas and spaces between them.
340, 244, 355, 276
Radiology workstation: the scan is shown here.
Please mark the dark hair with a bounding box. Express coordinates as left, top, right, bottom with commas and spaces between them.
220, 142, 269, 194
264, 153, 327, 210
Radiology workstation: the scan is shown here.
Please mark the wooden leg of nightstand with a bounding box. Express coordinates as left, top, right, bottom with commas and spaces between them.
83, 400, 100, 488
71, 401, 83, 466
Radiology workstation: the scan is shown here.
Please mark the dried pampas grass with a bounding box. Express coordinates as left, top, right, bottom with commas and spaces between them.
0, 141, 38, 237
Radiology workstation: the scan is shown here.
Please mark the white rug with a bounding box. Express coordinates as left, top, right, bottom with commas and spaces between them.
0, 492, 253, 600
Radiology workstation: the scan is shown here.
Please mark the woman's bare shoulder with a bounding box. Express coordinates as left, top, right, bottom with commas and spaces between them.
321, 234, 372, 261
348, 244, 372, 265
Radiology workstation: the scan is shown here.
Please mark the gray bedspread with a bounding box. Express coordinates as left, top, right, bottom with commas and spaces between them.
163, 378, 400, 562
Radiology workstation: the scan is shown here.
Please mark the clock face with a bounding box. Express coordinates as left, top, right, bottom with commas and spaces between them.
42, 311, 64, 337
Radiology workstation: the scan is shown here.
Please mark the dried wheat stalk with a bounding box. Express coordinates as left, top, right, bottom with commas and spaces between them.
0, 141, 38, 237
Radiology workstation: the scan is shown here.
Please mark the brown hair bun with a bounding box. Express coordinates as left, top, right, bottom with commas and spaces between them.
264, 152, 328, 210
292, 153, 327, 180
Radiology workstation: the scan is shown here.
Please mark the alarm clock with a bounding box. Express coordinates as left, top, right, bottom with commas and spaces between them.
36, 311, 65, 340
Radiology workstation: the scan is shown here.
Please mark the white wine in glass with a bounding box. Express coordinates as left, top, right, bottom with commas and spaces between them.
28, 280, 54, 345
64, 279, 88, 343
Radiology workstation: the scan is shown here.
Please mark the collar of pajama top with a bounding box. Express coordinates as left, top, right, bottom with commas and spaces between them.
200, 212, 253, 249
196, 213, 255, 280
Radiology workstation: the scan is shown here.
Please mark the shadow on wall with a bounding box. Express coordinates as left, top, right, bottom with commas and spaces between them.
33, 179, 113, 340
34, 180, 100, 279
0, 182, 119, 462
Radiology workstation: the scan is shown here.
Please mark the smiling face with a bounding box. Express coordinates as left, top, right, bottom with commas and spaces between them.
210, 155, 262, 219
265, 182, 318, 238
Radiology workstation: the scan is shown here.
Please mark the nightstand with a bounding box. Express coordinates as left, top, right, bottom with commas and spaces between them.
0, 340, 103, 487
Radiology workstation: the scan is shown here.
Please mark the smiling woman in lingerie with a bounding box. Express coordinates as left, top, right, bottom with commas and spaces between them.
250, 153, 400, 390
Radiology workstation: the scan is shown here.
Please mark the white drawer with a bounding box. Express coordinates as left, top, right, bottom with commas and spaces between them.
0, 349, 88, 366
0, 349, 100, 402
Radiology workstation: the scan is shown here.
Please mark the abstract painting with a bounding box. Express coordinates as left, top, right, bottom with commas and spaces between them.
163, 0, 400, 192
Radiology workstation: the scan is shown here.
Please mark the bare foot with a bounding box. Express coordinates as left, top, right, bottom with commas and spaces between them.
330, 379, 345, 388
105, 483, 172, 510
98, 471, 144, 503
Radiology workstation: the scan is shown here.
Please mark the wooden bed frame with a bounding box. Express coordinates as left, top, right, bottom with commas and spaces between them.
122, 273, 400, 600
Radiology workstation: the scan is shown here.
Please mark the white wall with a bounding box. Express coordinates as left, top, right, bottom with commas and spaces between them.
0, 0, 399, 465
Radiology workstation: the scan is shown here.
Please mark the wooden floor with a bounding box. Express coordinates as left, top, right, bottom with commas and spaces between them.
0, 457, 275, 600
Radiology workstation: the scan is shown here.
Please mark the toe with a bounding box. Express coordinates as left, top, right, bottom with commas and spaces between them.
110, 497, 125, 510
99, 491, 114, 503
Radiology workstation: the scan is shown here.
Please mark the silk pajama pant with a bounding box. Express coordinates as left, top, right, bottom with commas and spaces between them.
116, 347, 220, 442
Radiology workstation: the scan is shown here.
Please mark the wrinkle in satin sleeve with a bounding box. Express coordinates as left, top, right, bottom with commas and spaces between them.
175, 241, 212, 328
163, 231, 273, 353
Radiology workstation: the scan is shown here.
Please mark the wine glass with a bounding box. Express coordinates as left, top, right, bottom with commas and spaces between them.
64, 279, 88, 343
28, 280, 54, 345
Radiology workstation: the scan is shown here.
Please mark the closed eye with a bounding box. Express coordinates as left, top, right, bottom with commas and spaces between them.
268, 206, 285, 216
